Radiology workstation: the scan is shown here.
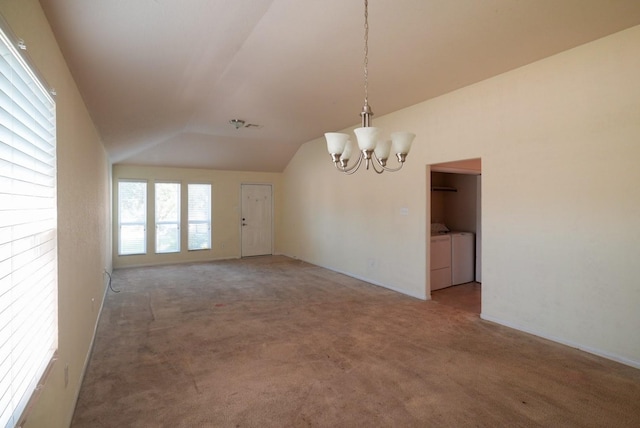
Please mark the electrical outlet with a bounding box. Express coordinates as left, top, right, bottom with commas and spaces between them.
64, 364, 69, 388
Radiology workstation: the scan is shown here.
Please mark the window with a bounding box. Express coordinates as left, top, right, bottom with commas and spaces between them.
188, 184, 211, 250
118, 181, 147, 255
0, 26, 57, 427
155, 182, 180, 253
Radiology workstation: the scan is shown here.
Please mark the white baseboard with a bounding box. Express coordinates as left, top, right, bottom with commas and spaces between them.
279, 253, 427, 301
67, 274, 111, 426
481, 314, 640, 370
114, 255, 241, 270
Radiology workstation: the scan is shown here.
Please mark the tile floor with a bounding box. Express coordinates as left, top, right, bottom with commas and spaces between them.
431, 281, 481, 314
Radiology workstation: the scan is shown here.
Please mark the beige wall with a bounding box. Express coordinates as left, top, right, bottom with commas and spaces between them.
282, 126, 429, 299
443, 173, 478, 233
0, 1, 112, 427
430, 171, 479, 232
282, 25, 640, 367
112, 165, 282, 268
430, 172, 446, 225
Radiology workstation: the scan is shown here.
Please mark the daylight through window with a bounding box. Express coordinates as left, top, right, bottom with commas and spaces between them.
155, 182, 180, 253
0, 25, 58, 427
188, 184, 211, 250
118, 180, 147, 255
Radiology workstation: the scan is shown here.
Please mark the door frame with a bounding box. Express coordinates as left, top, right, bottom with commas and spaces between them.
428, 159, 482, 312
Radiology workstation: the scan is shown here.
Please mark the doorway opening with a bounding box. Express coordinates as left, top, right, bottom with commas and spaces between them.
428, 158, 482, 314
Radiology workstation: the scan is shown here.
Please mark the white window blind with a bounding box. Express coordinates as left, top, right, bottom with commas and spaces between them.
0, 26, 57, 428
155, 182, 180, 254
188, 184, 211, 250
118, 181, 147, 255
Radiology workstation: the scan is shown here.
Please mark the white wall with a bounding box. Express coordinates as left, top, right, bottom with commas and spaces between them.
281, 132, 428, 299
282, 25, 640, 367
445, 173, 477, 233
0, 1, 113, 426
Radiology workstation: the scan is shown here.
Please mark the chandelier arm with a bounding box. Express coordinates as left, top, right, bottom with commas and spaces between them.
370, 153, 384, 173
370, 153, 402, 172
380, 163, 404, 172
379, 161, 404, 172
370, 158, 385, 174
337, 152, 365, 175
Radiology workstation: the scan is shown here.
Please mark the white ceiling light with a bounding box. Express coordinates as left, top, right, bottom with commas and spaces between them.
230, 119, 262, 130
229, 119, 245, 129
325, 0, 415, 175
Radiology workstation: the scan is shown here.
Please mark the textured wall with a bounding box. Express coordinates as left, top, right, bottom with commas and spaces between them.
0, 1, 112, 427
282, 25, 640, 367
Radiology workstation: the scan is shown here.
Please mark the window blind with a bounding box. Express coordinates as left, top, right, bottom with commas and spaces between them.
118, 181, 147, 255
0, 26, 57, 428
188, 184, 211, 250
155, 182, 180, 254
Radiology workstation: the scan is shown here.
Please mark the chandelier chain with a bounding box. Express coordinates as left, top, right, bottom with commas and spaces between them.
363, 0, 369, 107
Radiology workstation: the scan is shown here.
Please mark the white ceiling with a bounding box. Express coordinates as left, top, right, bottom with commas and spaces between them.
39, 0, 640, 172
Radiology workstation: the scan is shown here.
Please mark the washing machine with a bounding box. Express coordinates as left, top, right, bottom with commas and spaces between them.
430, 234, 452, 290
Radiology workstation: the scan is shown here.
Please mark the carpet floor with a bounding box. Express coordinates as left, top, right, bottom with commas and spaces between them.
71, 256, 640, 427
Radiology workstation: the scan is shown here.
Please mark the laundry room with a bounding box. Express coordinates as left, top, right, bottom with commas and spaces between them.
429, 160, 482, 299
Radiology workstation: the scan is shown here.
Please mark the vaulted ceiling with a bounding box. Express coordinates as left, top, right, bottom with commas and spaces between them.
40, 0, 640, 172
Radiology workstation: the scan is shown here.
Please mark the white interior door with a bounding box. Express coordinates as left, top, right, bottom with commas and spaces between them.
241, 184, 273, 257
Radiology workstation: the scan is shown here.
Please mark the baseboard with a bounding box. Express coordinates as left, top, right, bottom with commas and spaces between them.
114, 255, 241, 270
66, 272, 111, 426
481, 314, 640, 370
341, 270, 427, 300
280, 253, 427, 301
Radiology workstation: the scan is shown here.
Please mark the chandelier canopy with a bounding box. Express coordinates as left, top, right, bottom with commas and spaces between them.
325, 0, 415, 175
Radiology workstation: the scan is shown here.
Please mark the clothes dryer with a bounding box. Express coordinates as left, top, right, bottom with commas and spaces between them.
451, 232, 475, 285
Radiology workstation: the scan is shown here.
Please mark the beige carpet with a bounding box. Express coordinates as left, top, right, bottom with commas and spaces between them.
71, 256, 640, 427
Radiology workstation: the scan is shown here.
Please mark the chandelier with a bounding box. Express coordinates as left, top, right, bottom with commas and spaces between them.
325, 0, 415, 175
